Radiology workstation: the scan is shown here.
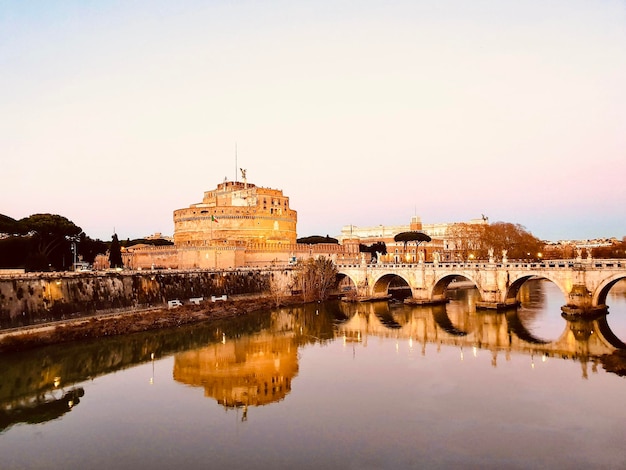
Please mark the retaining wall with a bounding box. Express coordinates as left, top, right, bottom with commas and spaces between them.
0, 269, 277, 329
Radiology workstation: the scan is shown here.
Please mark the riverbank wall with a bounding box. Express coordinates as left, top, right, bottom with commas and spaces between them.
0, 269, 285, 329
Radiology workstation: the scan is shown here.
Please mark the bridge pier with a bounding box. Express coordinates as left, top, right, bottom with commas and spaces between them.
404, 290, 447, 306
561, 284, 608, 317
475, 299, 520, 311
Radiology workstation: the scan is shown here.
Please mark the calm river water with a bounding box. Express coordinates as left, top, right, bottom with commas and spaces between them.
2, 279, 626, 469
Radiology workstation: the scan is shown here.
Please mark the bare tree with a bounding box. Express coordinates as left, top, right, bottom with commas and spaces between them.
446, 222, 542, 261
481, 222, 543, 260
267, 270, 292, 307
293, 256, 338, 302
445, 223, 485, 261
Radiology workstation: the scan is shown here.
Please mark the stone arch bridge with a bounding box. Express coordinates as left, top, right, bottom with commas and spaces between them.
336, 259, 626, 315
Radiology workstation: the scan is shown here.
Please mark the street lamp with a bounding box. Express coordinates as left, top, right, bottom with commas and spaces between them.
71, 241, 77, 271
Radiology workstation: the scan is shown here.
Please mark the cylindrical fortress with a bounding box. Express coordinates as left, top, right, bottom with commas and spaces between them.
173, 180, 298, 246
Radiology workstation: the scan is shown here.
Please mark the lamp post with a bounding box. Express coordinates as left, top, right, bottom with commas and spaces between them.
71, 241, 77, 271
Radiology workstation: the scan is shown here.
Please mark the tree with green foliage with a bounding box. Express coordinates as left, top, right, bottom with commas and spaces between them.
77, 233, 109, 264
19, 214, 83, 271
0, 236, 31, 268
393, 231, 432, 247
296, 235, 339, 245
109, 234, 123, 268
21, 213, 82, 254
0, 214, 28, 268
0, 214, 22, 235
359, 241, 387, 262
293, 256, 338, 302
0, 212, 112, 271
122, 238, 174, 248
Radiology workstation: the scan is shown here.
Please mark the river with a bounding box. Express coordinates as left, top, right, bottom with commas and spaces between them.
1, 279, 626, 469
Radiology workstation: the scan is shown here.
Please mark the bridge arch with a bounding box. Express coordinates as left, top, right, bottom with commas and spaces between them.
336, 262, 626, 315
336, 272, 358, 297
506, 273, 569, 306
432, 274, 479, 299
505, 275, 535, 304
594, 274, 626, 307
336, 272, 356, 286
371, 273, 411, 299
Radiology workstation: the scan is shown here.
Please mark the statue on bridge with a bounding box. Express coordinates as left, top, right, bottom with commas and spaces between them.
488, 248, 494, 263
502, 249, 508, 264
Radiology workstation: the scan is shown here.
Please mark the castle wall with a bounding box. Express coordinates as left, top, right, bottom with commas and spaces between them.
126, 241, 357, 270
124, 244, 248, 270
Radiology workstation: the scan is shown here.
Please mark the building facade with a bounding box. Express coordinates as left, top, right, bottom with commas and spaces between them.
338, 216, 488, 263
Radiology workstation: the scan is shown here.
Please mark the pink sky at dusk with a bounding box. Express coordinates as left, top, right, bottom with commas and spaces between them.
1, 0, 625, 242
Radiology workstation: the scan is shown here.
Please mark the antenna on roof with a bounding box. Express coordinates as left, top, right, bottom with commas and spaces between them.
235, 142, 238, 182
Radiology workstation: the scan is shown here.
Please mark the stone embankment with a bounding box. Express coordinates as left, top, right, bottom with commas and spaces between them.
0, 295, 296, 353
0, 269, 292, 328
0, 269, 297, 353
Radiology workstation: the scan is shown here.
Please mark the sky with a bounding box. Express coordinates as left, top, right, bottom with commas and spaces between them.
1, 0, 625, 243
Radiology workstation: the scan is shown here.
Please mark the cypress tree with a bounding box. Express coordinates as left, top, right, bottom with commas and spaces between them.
109, 234, 123, 268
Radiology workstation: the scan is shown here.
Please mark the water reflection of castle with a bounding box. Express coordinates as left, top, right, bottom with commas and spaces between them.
173, 312, 299, 409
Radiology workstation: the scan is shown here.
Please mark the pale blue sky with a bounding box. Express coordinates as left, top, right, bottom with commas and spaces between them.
2, 0, 625, 242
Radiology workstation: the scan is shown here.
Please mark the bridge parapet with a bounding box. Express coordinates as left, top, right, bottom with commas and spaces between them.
337, 259, 626, 270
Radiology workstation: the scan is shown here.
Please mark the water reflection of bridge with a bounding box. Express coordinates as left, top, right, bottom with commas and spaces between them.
334, 301, 625, 363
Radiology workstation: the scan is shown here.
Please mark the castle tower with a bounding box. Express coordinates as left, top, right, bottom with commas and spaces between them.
173, 179, 298, 246
409, 215, 423, 231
